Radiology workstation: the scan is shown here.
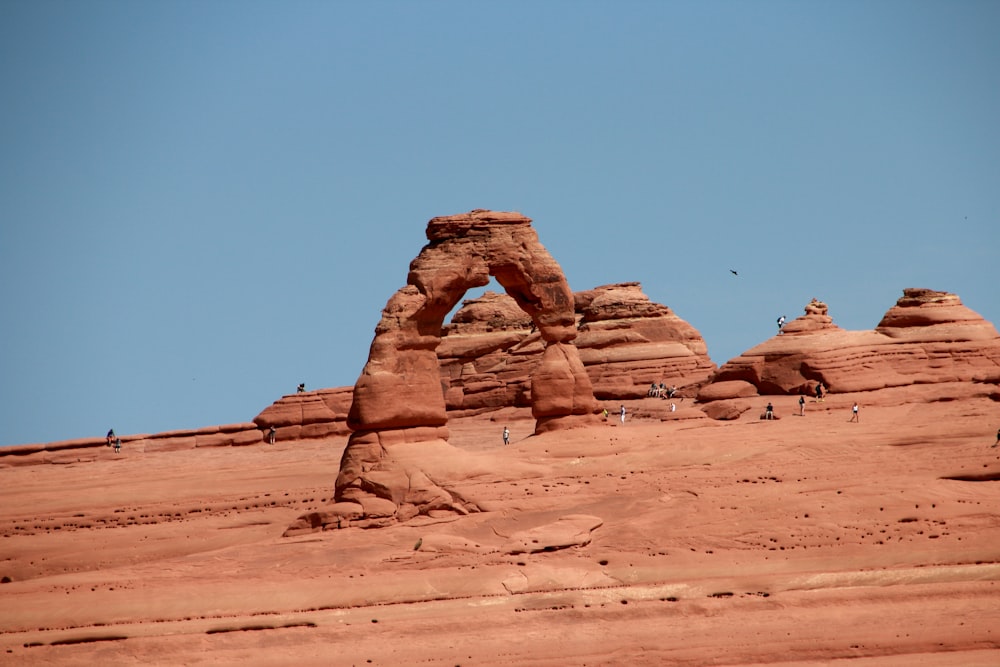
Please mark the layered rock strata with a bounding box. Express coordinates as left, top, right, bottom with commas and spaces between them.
699, 289, 1000, 414
575, 283, 716, 398
438, 283, 715, 412
253, 387, 352, 441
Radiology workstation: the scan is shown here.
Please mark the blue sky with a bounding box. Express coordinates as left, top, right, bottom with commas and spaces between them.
2, 1, 998, 446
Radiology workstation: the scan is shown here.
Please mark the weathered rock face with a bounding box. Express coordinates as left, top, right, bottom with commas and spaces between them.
876, 288, 999, 341
575, 283, 716, 398
332, 210, 600, 525
253, 387, 353, 441
699, 289, 1000, 405
438, 283, 716, 413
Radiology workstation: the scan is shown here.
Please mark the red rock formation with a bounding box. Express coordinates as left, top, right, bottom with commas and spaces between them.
437, 283, 716, 414
699, 289, 1000, 408
253, 387, 352, 441
332, 210, 600, 526
575, 283, 716, 398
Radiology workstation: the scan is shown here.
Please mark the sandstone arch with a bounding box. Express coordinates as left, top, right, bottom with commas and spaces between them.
332, 210, 598, 523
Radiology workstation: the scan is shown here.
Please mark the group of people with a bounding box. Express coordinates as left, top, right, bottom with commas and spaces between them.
647, 383, 678, 399
761, 386, 854, 421
105, 429, 121, 453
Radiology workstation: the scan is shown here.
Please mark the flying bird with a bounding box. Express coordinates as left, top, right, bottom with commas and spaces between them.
730, 269, 738, 276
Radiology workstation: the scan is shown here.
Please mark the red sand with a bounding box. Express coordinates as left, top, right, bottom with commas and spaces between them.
2, 394, 999, 665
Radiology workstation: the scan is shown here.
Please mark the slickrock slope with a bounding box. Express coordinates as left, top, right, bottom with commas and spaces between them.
0, 423, 265, 466
3, 398, 999, 665
699, 289, 1000, 418
440, 283, 715, 414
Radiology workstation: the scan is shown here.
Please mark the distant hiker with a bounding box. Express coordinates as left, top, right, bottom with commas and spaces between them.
602, 408, 609, 420
798, 395, 805, 416
777, 315, 786, 333
620, 405, 626, 425
815, 383, 824, 402
297, 383, 305, 393
502, 426, 510, 445
659, 383, 667, 398
670, 402, 676, 412
106, 428, 115, 447
850, 403, 859, 422
666, 385, 677, 399
114, 438, 121, 454
765, 402, 774, 420
648, 383, 659, 397
268, 426, 277, 445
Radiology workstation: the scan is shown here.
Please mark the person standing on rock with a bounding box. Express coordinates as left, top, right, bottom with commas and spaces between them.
765, 402, 774, 420
503, 426, 510, 445
815, 383, 824, 402
798, 394, 805, 416
850, 403, 859, 423
777, 315, 786, 334
268, 426, 277, 445
620, 405, 626, 425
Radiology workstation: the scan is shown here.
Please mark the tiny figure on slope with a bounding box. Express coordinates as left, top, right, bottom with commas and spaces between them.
765, 402, 774, 420
798, 394, 805, 416
268, 426, 277, 445
503, 426, 510, 446
114, 438, 121, 454
297, 383, 305, 393
815, 383, 824, 402
777, 315, 786, 334
850, 403, 859, 423
106, 428, 116, 448
620, 405, 626, 425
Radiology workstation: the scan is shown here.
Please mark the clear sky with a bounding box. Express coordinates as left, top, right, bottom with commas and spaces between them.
2, 1, 998, 446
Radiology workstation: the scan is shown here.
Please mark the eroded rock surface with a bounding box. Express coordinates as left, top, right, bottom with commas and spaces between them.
438, 283, 716, 415
327, 210, 600, 529
700, 289, 1000, 404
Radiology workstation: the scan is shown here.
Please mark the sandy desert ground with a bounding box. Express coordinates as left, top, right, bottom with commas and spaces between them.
2, 391, 1000, 666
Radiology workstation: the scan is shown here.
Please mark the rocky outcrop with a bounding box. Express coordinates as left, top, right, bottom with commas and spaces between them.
575, 283, 716, 398
699, 289, 1000, 406
328, 210, 600, 528
438, 283, 715, 413
253, 387, 352, 441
